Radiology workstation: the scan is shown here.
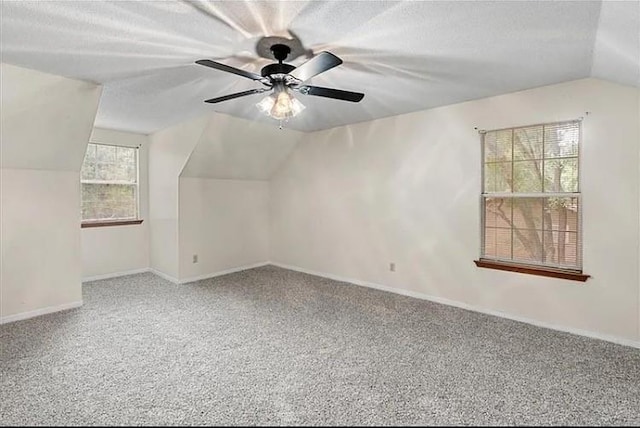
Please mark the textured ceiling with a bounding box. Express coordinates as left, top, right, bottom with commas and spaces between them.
1, 1, 638, 134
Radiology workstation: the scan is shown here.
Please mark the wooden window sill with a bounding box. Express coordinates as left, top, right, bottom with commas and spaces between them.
81, 219, 144, 228
474, 259, 590, 282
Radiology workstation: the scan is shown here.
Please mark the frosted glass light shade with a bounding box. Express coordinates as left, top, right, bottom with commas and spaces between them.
256, 88, 305, 120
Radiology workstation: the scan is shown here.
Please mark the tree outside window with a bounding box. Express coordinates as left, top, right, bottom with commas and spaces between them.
481, 121, 581, 270
81, 143, 139, 222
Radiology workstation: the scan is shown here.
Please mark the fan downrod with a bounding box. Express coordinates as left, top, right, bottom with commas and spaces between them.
270, 44, 291, 63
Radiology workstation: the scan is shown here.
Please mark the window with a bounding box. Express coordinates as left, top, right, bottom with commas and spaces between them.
477, 120, 588, 280
80, 143, 141, 227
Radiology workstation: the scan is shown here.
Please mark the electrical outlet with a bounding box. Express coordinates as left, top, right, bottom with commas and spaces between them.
192, 254, 198, 264
389, 262, 396, 272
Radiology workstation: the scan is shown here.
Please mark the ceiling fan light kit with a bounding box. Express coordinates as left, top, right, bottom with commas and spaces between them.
196, 41, 364, 127
256, 84, 306, 121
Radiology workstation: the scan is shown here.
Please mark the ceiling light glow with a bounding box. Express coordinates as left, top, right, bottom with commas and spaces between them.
256, 86, 305, 121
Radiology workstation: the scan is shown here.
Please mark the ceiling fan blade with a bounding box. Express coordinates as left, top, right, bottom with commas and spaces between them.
298, 85, 364, 102
196, 59, 265, 82
288, 52, 343, 82
204, 88, 269, 104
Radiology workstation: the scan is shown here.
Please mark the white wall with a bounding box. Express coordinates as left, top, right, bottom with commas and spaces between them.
80, 128, 150, 280
1, 170, 85, 318
270, 78, 640, 343
0, 63, 101, 321
148, 115, 209, 280
177, 113, 301, 281
178, 178, 269, 281
149, 112, 300, 282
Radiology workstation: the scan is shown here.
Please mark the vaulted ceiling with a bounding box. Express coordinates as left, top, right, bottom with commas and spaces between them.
1, 1, 638, 134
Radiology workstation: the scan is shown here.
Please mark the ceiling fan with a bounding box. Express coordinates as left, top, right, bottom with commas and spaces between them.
195, 43, 364, 122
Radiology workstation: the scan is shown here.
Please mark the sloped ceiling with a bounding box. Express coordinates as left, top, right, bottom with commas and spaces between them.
181, 113, 303, 180
1, 1, 638, 135
0, 63, 102, 171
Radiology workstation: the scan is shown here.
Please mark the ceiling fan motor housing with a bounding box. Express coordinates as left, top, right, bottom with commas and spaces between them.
261, 63, 296, 78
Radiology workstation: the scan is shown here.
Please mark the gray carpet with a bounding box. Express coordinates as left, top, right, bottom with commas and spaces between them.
1, 265, 639, 426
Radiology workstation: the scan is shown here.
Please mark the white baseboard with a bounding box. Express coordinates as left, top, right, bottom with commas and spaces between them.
179, 262, 270, 284
82, 268, 151, 283
0, 301, 83, 325
269, 262, 640, 350
150, 268, 180, 284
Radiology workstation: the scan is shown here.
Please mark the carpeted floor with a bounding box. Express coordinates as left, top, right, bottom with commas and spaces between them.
1, 265, 639, 426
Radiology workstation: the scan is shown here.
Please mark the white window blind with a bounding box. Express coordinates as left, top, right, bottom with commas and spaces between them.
81, 143, 139, 222
481, 120, 582, 270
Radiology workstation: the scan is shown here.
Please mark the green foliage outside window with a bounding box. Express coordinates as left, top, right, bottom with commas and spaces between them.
81, 143, 138, 221
482, 121, 581, 268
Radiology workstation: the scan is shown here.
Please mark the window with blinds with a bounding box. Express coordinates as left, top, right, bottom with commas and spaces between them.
81, 143, 139, 222
481, 120, 582, 270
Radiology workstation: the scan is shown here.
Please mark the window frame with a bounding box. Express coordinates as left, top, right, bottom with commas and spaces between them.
80, 142, 142, 228
475, 119, 589, 281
